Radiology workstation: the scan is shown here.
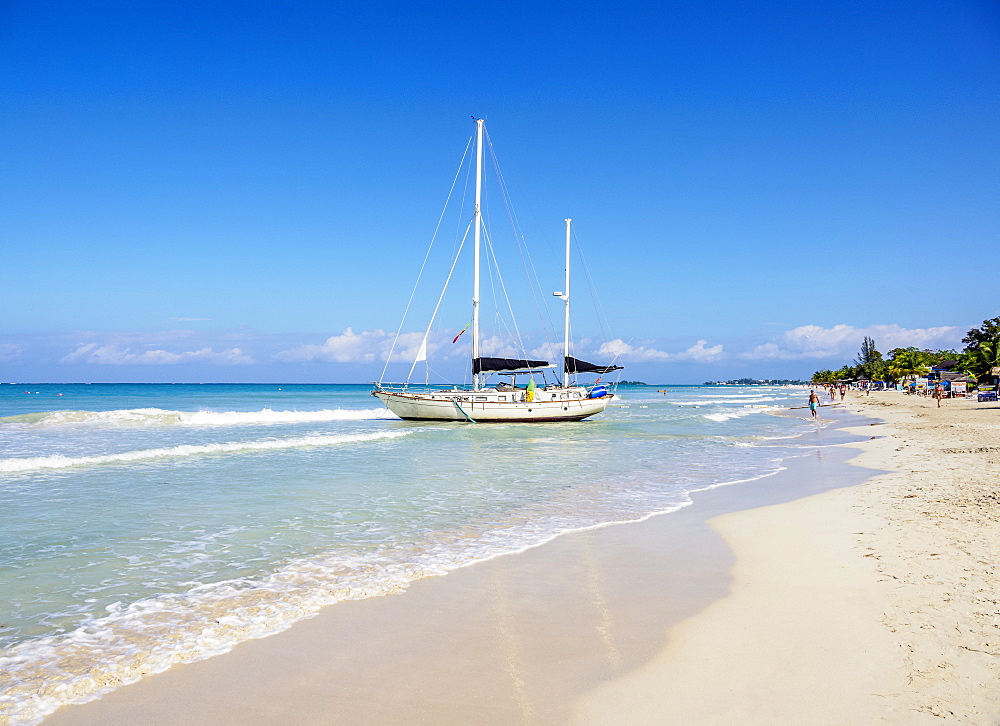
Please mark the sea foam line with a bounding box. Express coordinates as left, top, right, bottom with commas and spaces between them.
1, 407, 400, 428
702, 408, 769, 422
0, 431, 411, 474
671, 398, 779, 406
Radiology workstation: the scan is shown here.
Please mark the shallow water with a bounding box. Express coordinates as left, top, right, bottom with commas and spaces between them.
0, 382, 827, 724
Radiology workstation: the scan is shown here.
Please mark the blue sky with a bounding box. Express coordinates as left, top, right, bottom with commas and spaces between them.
2, 0, 998, 384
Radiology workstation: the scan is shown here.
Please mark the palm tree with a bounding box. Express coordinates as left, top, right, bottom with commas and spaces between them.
887, 348, 929, 383
963, 337, 1000, 381
812, 369, 837, 384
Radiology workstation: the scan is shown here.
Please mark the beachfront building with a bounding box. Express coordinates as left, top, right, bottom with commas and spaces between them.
938, 371, 975, 396
922, 360, 976, 397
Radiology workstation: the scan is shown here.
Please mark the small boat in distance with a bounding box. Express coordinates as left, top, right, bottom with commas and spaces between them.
372, 119, 622, 422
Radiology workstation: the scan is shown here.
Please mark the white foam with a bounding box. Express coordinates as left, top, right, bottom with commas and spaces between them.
702, 408, 768, 422
0, 431, 411, 474
180, 408, 399, 426
8, 407, 400, 429
671, 398, 778, 406
691, 393, 782, 399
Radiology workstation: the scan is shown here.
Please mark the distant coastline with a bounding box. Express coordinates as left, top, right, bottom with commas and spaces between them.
704, 378, 809, 386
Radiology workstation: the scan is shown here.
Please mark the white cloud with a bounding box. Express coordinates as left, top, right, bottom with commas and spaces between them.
34, 322, 964, 374
597, 339, 669, 361
740, 323, 964, 360
746, 342, 784, 359
273, 328, 432, 364
596, 338, 723, 362
676, 339, 724, 361
478, 335, 521, 358
274, 328, 388, 363
528, 341, 562, 361
60, 344, 253, 365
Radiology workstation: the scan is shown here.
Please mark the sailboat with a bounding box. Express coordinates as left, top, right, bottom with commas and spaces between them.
372, 119, 622, 423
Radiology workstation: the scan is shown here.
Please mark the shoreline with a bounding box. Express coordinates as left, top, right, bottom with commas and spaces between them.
41, 408, 879, 725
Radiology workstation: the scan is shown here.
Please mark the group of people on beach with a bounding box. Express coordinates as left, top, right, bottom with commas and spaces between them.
809, 382, 947, 416
808, 384, 847, 418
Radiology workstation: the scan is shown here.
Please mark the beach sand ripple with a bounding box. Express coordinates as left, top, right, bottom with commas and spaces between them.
845, 395, 1000, 722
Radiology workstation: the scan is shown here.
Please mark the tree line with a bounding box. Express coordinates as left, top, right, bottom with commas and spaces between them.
811, 317, 1000, 384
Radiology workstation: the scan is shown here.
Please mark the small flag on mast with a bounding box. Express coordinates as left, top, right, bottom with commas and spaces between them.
452, 321, 472, 344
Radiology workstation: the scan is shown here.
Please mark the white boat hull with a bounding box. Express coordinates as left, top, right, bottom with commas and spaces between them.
373, 389, 612, 422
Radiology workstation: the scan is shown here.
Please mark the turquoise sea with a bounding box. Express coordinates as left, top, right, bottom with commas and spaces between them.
1, 382, 829, 724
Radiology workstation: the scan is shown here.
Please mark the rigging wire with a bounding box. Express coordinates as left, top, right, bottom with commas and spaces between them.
484, 128, 558, 355
480, 175, 526, 361
572, 226, 613, 345
405, 218, 475, 382
482, 225, 530, 361
481, 170, 532, 362
450, 144, 475, 273
572, 226, 627, 375
379, 134, 475, 384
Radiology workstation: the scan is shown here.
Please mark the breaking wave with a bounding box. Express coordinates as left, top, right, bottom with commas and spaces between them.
0, 407, 399, 428
702, 409, 769, 423
0, 431, 411, 474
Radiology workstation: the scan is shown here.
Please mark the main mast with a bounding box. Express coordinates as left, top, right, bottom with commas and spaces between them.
563, 218, 572, 387
472, 118, 484, 390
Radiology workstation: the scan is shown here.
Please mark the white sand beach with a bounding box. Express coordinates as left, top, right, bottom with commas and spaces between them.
578, 392, 1000, 724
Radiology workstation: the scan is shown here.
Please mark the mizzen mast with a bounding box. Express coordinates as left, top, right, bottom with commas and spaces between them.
562, 218, 572, 387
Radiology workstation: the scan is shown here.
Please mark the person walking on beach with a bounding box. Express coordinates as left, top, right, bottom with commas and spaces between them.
933, 383, 945, 408
809, 390, 820, 418
839, 383, 846, 401
829, 385, 837, 402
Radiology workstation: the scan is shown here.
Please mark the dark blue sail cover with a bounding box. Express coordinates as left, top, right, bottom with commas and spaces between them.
473, 357, 551, 374
564, 356, 624, 375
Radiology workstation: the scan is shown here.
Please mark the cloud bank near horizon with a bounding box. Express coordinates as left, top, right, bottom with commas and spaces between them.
60, 343, 253, 366
742, 323, 964, 361
0, 323, 968, 377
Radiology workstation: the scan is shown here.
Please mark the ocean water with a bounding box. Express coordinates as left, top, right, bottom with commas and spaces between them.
1, 382, 828, 724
